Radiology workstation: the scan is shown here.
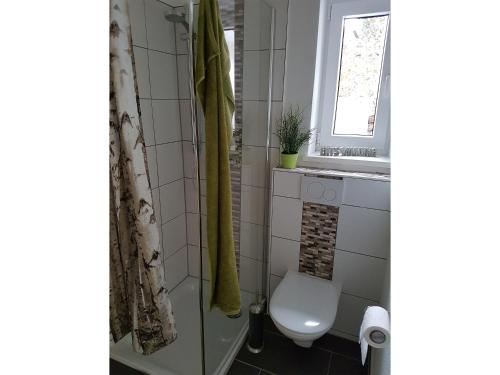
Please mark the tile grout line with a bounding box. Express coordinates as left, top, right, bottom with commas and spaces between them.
233, 359, 263, 372
326, 351, 333, 375
146, 139, 185, 147
169, 11, 190, 278
161, 210, 186, 226
133, 44, 177, 56
140, 0, 165, 257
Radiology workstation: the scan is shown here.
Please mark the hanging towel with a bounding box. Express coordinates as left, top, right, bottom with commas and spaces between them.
195, 0, 241, 315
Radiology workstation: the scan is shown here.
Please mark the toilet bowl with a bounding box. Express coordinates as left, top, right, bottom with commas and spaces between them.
269, 270, 342, 348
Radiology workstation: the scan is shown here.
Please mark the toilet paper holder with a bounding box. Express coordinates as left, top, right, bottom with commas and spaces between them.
369, 330, 386, 344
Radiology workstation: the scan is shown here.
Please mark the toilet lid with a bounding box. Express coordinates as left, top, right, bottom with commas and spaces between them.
270, 270, 342, 335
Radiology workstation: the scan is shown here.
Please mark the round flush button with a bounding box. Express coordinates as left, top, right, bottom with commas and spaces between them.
307, 182, 324, 199
324, 189, 337, 201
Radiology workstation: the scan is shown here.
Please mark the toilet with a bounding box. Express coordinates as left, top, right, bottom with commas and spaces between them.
269, 270, 342, 348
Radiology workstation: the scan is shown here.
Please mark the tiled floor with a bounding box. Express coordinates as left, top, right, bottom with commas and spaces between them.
110, 359, 144, 375
228, 315, 369, 375
110, 315, 369, 375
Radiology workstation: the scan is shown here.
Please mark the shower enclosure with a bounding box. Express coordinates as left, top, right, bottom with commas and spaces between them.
110, 0, 278, 373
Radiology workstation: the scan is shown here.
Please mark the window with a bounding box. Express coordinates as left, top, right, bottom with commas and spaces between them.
311, 0, 390, 156
333, 15, 389, 136
224, 28, 235, 130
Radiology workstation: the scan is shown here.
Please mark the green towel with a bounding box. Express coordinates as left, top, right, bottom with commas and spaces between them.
195, 0, 241, 316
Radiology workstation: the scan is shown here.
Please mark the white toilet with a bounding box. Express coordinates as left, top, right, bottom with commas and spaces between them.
269, 270, 342, 348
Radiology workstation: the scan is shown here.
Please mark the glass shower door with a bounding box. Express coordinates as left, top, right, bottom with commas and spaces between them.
195, 0, 276, 374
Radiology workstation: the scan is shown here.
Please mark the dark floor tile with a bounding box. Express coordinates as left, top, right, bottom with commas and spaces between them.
263, 314, 282, 336
110, 359, 145, 375
314, 334, 361, 361
328, 354, 368, 375
237, 331, 331, 375
227, 359, 261, 375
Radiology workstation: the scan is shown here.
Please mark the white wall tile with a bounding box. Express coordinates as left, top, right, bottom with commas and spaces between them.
128, 0, 147, 48
151, 187, 161, 224
241, 185, 267, 225
195, 103, 205, 142
266, 0, 289, 50
159, 179, 185, 223
176, 55, 191, 100
200, 179, 206, 197
152, 100, 182, 144
272, 49, 286, 101
175, 28, 188, 55
271, 196, 302, 241
269, 274, 283, 298
149, 50, 178, 99
133, 47, 151, 98
182, 141, 195, 179
162, 213, 187, 257
240, 256, 261, 293
270, 101, 283, 148
243, 50, 271, 100
165, 246, 188, 291
273, 171, 301, 198
333, 293, 372, 338
186, 213, 207, 247
270, 148, 280, 171
187, 245, 209, 279
333, 250, 387, 301
182, 141, 205, 180
146, 146, 159, 188
156, 141, 183, 186
336, 205, 390, 259
282, 0, 320, 128
179, 100, 192, 141
343, 178, 391, 211
270, 236, 300, 276
184, 178, 197, 213
140, 99, 155, 146
242, 100, 269, 147
144, 0, 176, 54
243, 0, 272, 51
240, 221, 264, 260
242, 145, 267, 187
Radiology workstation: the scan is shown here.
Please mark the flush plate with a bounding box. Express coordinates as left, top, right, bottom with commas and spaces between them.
301, 176, 344, 206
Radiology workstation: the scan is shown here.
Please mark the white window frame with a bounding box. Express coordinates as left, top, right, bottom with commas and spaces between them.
310, 0, 390, 156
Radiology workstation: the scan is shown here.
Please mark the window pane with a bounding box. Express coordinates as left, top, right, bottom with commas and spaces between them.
332, 15, 389, 136
224, 29, 235, 130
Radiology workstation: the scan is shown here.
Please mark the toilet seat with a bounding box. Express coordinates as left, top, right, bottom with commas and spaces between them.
270, 270, 342, 346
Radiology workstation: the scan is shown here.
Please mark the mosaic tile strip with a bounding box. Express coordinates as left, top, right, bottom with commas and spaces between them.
299, 202, 339, 280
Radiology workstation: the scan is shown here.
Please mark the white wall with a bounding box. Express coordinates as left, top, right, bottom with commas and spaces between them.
282, 0, 321, 133
268, 169, 390, 340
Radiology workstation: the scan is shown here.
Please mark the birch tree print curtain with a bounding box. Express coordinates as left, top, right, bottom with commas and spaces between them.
109, 0, 177, 355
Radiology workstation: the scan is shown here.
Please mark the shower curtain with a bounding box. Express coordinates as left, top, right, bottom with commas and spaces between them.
109, 0, 177, 355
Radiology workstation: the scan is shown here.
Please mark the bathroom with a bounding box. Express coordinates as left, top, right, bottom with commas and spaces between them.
109, 0, 390, 373
3, 0, 498, 375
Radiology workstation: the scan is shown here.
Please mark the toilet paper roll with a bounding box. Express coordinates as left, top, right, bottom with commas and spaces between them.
359, 306, 390, 365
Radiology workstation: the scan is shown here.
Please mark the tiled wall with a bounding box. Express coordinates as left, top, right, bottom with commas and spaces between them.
131, 0, 291, 299
128, 0, 189, 293
268, 169, 390, 341
238, 0, 289, 294
179, 0, 290, 296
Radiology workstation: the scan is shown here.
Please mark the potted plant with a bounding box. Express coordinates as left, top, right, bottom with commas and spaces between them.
275, 107, 313, 169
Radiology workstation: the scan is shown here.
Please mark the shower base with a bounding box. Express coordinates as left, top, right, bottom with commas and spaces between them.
110, 277, 252, 375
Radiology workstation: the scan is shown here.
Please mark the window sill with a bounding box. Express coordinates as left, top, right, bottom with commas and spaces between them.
299, 153, 390, 174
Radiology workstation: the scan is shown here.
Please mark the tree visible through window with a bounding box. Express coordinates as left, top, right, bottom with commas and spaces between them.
333, 15, 389, 136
